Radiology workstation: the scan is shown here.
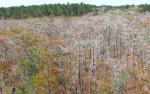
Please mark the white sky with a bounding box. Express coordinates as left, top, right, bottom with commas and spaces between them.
0, 0, 150, 7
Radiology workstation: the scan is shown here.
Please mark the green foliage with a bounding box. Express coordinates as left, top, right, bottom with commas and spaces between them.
111, 71, 128, 94
0, 3, 96, 18
16, 47, 47, 93
97, 4, 150, 12
27, 47, 45, 61
14, 88, 28, 94
1, 3, 150, 18
57, 76, 66, 86
91, 80, 97, 88
138, 4, 150, 12
18, 47, 45, 76
1, 3, 150, 19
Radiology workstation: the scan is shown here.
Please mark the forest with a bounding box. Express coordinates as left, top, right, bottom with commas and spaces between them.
1, 3, 150, 19
0, 3, 96, 18
0, 2, 150, 94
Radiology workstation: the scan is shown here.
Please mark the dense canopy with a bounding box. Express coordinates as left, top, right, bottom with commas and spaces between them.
0, 3, 96, 18
0, 3, 150, 19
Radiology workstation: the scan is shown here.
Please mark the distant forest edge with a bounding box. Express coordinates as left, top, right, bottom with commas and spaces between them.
0, 3, 96, 18
0, 3, 150, 19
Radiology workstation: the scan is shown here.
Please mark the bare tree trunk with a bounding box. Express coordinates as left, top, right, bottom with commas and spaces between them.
48, 65, 51, 94
0, 86, 2, 94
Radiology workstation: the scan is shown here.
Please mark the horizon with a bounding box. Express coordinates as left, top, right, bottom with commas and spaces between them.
0, 0, 150, 7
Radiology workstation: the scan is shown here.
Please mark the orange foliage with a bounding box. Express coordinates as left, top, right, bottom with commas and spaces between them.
0, 61, 16, 72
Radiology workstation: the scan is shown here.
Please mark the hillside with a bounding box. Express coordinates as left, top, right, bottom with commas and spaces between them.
0, 11, 150, 94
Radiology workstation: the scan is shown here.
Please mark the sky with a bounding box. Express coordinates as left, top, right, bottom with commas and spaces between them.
0, 0, 150, 7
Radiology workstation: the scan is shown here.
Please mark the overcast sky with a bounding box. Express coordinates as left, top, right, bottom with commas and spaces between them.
0, 0, 150, 7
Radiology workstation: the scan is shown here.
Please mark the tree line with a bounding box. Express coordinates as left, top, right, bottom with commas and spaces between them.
100, 4, 150, 12
0, 3, 96, 18
1, 3, 150, 19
